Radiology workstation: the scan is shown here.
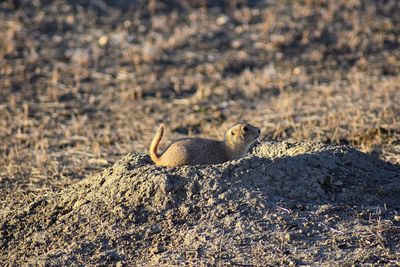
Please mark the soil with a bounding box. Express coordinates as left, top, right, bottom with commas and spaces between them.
1, 0, 400, 265
2, 141, 400, 265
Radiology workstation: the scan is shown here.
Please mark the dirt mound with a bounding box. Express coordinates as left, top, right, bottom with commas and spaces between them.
2, 141, 400, 265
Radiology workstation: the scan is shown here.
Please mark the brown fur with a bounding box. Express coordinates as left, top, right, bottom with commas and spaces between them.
149, 123, 260, 167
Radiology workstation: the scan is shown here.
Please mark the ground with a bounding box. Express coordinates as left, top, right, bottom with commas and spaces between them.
0, 0, 399, 265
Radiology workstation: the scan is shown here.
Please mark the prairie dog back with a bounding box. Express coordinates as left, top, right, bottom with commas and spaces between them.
149, 123, 260, 167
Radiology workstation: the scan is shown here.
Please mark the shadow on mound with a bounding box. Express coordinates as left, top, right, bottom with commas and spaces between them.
1, 141, 399, 265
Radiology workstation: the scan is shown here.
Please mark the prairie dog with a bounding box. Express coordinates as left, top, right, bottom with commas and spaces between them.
149, 123, 260, 167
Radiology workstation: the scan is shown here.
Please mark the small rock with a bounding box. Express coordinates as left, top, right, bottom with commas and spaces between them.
334, 180, 343, 187
216, 15, 229, 25
98, 35, 108, 46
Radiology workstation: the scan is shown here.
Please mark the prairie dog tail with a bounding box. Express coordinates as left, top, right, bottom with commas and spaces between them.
149, 124, 164, 164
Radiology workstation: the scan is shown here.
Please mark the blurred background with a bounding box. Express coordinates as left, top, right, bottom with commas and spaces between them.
1, 0, 399, 204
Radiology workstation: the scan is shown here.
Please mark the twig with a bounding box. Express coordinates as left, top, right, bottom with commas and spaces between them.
317, 222, 345, 235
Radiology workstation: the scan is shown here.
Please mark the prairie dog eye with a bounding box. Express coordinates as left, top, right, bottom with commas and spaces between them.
231, 130, 235, 135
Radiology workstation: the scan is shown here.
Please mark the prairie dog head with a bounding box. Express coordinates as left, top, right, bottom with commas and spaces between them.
225, 123, 260, 149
